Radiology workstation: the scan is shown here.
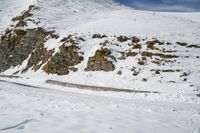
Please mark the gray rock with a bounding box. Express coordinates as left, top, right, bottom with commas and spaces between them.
0, 28, 50, 73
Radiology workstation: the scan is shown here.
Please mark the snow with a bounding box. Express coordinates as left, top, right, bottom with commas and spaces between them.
26, 0, 200, 43
0, 0, 200, 93
0, 81, 200, 133
0, 0, 31, 34
1, 0, 200, 43
0, 0, 200, 132
0, 0, 200, 99
3, 34, 200, 98
68, 10, 200, 43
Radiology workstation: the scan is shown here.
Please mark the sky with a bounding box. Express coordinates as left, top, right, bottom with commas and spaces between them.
116, 0, 200, 12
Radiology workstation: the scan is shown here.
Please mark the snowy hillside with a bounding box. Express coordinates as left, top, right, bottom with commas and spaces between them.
0, 0, 200, 132
1, 0, 200, 94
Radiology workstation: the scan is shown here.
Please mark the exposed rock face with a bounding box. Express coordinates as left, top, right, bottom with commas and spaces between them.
0, 4, 185, 77
0, 5, 54, 73
0, 28, 50, 72
22, 43, 54, 73
43, 44, 84, 75
85, 48, 115, 72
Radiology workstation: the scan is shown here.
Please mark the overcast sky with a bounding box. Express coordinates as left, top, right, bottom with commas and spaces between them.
116, 0, 200, 12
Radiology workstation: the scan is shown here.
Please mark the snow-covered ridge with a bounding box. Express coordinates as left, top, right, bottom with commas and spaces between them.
0, 0, 119, 34
33, 0, 200, 43
1, 0, 200, 43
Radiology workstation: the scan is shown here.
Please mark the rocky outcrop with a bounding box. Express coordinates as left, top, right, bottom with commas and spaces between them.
22, 43, 54, 73
85, 48, 115, 72
0, 28, 50, 72
0, 5, 51, 73
0, 5, 84, 75
0, 4, 189, 78
43, 44, 84, 75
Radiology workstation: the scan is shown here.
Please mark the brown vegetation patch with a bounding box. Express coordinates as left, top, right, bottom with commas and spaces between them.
187, 44, 200, 48
131, 36, 140, 43
117, 36, 131, 42
176, 42, 188, 46
141, 51, 178, 59
150, 69, 180, 74
49, 32, 59, 39
146, 40, 162, 50
131, 67, 140, 76
100, 40, 110, 47
152, 58, 175, 66
162, 48, 176, 53
132, 43, 141, 49
92, 34, 107, 39
162, 69, 181, 72
118, 52, 126, 60
176, 42, 200, 48
61, 35, 85, 44
126, 51, 138, 57
138, 60, 146, 65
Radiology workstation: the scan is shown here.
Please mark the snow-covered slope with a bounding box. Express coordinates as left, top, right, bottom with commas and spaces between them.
2, 0, 200, 42
12, 0, 200, 41
0, 0, 35, 34
0, 0, 200, 95
1, 0, 200, 133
